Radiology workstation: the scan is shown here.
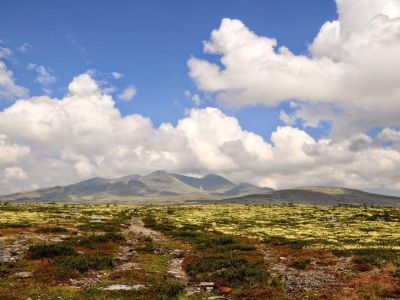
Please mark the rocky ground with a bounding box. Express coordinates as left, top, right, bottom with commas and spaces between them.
258, 243, 400, 299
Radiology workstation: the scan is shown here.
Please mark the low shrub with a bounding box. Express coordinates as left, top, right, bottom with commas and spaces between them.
334, 248, 400, 267
290, 258, 313, 270
57, 254, 113, 273
0, 223, 31, 229
185, 253, 271, 287
200, 235, 256, 251
78, 232, 125, 248
27, 243, 76, 259
167, 225, 255, 252
262, 235, 309, 249
0, 262, 15, 277
135, 239, 156, 253
77, 222, 119, 232
153, 277, 186, 298
38, 226, 68, 233
210, 235, 237, 245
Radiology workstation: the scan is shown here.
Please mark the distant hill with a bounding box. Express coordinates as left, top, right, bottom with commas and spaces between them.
211, 186, 400, 207
0, 171, 272, 203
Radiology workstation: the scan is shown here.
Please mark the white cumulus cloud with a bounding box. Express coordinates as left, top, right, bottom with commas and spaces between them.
188, 0, 400, 135
118, 85, 137, 101
0, 60, 29, 100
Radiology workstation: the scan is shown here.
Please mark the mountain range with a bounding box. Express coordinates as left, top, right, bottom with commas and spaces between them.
0, 171, 273, 204
1, 171, 399, 206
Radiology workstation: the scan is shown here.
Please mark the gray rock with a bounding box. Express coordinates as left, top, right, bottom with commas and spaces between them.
14, 271, 33, 278
199, 282, 214, 287
101, 284, 146, 291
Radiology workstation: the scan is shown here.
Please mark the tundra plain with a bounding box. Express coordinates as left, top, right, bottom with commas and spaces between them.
0, 203, 399, 299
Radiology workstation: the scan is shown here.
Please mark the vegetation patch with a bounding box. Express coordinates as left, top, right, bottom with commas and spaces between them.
57, 254, 113, 273
290, 258, 314, 270
263, 235, 310, 249
153, 276, 186, 298
0, 222, 32, 229
78, 232, 125, 248
38, 226, 69, 233
27, 243, 77, 259
0, 262, 15, 277
185, 253, 272, 287
334, 248, 400, 268
135, 237, 156, 253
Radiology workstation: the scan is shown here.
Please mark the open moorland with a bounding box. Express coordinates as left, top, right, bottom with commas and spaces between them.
0, 203, 399, 300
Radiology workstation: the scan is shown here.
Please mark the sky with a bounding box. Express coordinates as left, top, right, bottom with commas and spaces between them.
1, 0, 400, 196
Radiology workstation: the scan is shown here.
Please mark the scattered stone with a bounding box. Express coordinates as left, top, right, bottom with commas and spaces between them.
50, 237, 63, 243
185, 286, 201, 295
0, 243, 23, 263
101, 284, 146, 291
169, 249, 185, 258
69, 276, 101, 288
168, 258, 188, 281
208, 297, 225, 300
199, 282, 215, 287
14, 271, 33, 278
199, 282, 214, 292
12, 239, 27, 246
115, 262, 140, 272
132, 284, 147, 290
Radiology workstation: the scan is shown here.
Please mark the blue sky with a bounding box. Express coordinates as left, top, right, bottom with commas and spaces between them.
0, 0, 336, 139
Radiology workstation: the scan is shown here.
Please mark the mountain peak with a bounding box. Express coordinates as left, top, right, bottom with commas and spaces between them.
148, 170, 169, 176
201, 173, 227, 180
170, 173, 235, 192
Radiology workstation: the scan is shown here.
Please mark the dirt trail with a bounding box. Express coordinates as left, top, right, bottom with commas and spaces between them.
129, 217, 189, 284
168, 258, 188, 281
129, 217, 165, 242
67, 217, 189, 289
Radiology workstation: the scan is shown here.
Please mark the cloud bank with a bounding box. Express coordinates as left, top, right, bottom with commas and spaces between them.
1, 73, 400, 194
